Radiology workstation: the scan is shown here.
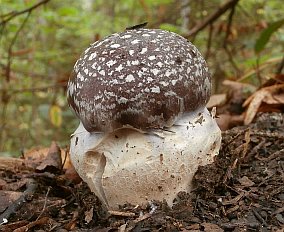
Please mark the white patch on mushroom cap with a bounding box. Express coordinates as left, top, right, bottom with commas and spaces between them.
88, 52, 97, 60
125, 74, 135, 82
106, 60, 117, 67
159, 81, 169, 87
165, 70, 172, 77
151, 86, 160, 93
84, 68, 89, 75
156, 62, 163, 67
117, 97, 128, 104
147, 77, 153, 82
165, 90, 177, 96
115, 64, 124, 72
171, 79, 177, 85
110, 44, 121, 48
121, 34, 132, 39
77, 72, 85, 81
99, 70, 105, 76
144, 87, 150, 93
131, 39, 140, 44
131, 60, 139, 65
91, 63, 97, 69
140, 48, 147, 54
151, 68, 160, 75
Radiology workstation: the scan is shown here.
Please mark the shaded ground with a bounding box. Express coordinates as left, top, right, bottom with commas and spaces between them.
0, 113, 283, 231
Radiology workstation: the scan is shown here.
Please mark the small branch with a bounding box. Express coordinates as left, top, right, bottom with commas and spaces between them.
14, 217, 50, 232
0, 0, 50, 26
222, 1, 241, 75
36, 187, 51, 220
205, 23, 213, 60
0, 82, 67, 94
187, 0, 240, 37
223, 2, 236, 47
276, 56, 284, 74
6, 12, 31, 82
0, 179, 38, 224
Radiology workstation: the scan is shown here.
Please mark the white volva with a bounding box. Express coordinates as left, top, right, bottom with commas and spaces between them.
70, 108, 221, 209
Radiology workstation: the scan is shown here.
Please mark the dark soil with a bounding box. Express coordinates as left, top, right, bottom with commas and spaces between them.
0, 113, 284, 232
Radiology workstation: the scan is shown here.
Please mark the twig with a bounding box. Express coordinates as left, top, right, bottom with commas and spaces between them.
0, 179, 38, 224
0, 0, 50, 26
250, 131, 284, 140
256, 148, 284, 162
222, 128, 249, 149
187, 0, 240, 37
108, 210, 136, 217
205, 23, 213, 60
252, 208, 268, 227
61, 148, 70, 171
222, 191, 244, 205
276, 56, 284, 74
221, 221, 260, 230
0, 220, 29, 230
223, 2, 237, 47
247, 139, 266, 157
36, 186, 51, 220
223, 2, 241, 76
0, 82, 67, 94
13, 217, 50, 232
6, 11, 31, 82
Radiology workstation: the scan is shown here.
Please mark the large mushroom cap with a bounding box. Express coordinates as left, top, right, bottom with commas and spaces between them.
67, 29, 211, 132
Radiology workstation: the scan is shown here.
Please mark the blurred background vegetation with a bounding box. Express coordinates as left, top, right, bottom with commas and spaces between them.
0, 0, 283, 156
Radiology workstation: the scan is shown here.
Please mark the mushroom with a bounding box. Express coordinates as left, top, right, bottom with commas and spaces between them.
67, 28, 221, 209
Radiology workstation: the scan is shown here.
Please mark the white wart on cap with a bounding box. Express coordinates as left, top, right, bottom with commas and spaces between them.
67, 29, 211, 132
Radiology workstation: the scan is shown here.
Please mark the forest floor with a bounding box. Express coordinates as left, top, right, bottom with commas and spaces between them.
0, 113, 283, 232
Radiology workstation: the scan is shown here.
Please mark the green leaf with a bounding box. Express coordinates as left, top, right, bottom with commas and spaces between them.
49, 105, 62, 127
144, 0, 173, 6
58, 7, 79, 16
159, 23, 180, 33
255, 18, 284, 53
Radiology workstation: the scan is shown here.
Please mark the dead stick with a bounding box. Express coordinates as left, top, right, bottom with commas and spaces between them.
252, 208, 268, 227
108, 210, 135, 217
0, 0, 50, 26
14, 217, 50, 232
36, 186, 51, 220
187, 0, 240, 37
0, 179, 38, 224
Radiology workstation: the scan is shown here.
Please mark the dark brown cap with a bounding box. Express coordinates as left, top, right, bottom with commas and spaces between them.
67, 29, 211, 132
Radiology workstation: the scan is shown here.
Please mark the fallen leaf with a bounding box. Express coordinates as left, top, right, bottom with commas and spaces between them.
207, 94, 227, 108
36, 142, 62, 174
243, 84, 284, 125
84, 207, 94, 224
238, 176, 255, 187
